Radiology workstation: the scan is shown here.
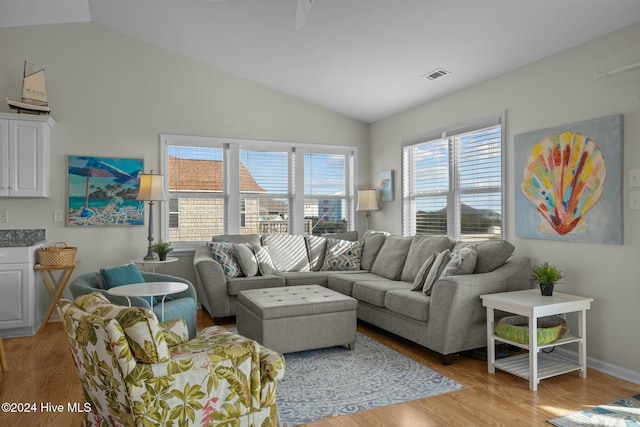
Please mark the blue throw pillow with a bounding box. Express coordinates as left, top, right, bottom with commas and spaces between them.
100, 263, 152, 305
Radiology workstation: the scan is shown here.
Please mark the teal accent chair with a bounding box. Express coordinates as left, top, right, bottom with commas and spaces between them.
69, 272, 197, 339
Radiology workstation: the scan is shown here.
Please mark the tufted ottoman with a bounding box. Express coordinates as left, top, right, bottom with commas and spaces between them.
236, 285, 358, 353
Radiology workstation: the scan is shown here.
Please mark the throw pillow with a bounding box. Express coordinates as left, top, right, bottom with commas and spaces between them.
233, 243, 259, 277
252, 244, 276, 276
207, 242, 242, 278
320, 239, 363, 271
360, 232, 387, 271
454, 240, 515, 273
422, 250, 452, 296
370, 236, 413, 280
99, 263, 151, 304
100, 263, 145, 288
440, 244, 478, 277
411, 251, 438, 291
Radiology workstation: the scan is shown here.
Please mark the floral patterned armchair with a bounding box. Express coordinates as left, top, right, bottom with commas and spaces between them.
58, 292, 285, 426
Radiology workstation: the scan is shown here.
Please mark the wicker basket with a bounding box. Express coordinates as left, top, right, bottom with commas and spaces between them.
38, 242, 77, 266
495, 315, 568, 345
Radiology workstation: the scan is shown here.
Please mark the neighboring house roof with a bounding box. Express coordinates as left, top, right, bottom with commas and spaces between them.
168, 156, 265, 192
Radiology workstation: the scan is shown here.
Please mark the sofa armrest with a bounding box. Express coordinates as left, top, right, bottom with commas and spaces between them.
193, 245, 230, 317
426, 256, 532, 355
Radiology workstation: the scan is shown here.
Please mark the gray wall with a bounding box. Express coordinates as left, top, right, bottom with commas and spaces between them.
0, 22, 369, 284
369, 23, 640, 378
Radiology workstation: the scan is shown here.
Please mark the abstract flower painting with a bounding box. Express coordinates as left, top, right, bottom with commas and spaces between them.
514, 115, 622, 244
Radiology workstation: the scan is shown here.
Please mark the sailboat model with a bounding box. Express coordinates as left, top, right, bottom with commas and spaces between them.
6, 61, 51, 114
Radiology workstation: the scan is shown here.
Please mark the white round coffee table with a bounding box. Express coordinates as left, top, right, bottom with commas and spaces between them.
107, 281, 188, 321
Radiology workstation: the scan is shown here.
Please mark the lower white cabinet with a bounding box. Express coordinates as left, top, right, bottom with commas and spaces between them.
0, 246, 47, 337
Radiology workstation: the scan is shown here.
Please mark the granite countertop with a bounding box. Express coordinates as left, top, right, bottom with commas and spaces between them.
0, 229, 46, 247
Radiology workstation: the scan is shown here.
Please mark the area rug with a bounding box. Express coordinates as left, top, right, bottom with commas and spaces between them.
548, 394, 640, 427
275, 333, 463, 426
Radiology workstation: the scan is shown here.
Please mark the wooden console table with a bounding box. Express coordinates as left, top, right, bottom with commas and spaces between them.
34, 263, 78, 333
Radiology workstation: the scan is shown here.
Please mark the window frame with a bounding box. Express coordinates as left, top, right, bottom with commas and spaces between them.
401, 112, 505, 240
160, 134, 357, 251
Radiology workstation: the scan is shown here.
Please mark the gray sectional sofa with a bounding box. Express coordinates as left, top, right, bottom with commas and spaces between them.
193, 231, 532, 364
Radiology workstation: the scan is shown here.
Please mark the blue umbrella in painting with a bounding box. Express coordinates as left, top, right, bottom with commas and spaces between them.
68, 157, 137, 209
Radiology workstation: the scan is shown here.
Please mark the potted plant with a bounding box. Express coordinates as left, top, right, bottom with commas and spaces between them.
152, 240, 173, 261
533, 262, 563, 296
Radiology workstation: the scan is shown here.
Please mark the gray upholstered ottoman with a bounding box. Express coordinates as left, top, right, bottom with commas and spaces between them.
236, 285, 357, 353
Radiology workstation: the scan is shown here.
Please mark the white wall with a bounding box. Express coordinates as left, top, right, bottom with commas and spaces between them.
369, 23, 640, 377
0, 23, 369, 283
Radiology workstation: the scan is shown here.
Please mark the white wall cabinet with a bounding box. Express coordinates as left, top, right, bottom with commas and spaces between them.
0, 246, 46, 337
0, 113, 55, 198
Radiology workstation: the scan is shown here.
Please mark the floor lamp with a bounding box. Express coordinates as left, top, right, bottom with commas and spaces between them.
356, 189, 379, 231
136, 170, 166, 260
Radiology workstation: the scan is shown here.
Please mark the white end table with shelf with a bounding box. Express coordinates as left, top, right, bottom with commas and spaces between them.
480, 289, 593, 391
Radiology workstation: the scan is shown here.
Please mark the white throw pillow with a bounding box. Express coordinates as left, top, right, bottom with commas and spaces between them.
440, 244, 478, 277
252, 244, 276, 276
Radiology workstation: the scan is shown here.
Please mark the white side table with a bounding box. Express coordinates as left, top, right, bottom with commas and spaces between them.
107, 281, 188, 321
130, 257, 178, 273
480, 289, 593, 391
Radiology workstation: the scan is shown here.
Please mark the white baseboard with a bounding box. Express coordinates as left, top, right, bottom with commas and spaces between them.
554, 347, 640, 386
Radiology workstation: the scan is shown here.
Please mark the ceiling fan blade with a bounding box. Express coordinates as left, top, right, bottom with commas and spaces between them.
295, 0, 315, 29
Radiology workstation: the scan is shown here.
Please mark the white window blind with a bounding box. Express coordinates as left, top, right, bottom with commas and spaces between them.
304, 152, 350, 235
240, 149, 290, 235
167, 145, 225, 242
403, 118, 503, 241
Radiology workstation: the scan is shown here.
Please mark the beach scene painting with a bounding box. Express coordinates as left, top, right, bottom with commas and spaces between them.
67, 156, 145, 227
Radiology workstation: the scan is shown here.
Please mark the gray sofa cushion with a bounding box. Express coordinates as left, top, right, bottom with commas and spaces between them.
262, 234, 311, 272
327, 271, 385, 296
323, 231, 359, 241
352, 280, 412, 307
384, 289, 431, 322
207, 242, 242, 278
275, 271, 329, 287
305, 235, 327, 271
212, 234, 261, 245
360, 232, 387, 271
401, 235, 455, 282
227, 275, 286, 296
454, 240, 515, 273
370, 236, 413, 280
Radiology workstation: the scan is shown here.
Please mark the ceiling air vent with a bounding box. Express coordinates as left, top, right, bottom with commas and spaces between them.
422, 68, 451, 80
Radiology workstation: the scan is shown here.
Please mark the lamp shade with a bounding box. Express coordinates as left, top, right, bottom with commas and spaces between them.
357, 189, 379, 211
136, 172, 166, 201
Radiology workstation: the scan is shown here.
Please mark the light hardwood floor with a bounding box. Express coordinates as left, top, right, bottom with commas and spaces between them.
0, 310, 637, 426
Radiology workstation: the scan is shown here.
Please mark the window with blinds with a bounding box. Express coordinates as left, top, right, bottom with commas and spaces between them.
167, 145, 225, 242
304, 152, 350, 236
240, 149, 290, 235
163, 136, 356, 246
403, 118, 503, 241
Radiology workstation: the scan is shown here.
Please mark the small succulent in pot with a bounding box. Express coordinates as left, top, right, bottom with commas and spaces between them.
152, 240, 173, 261
533, 262, 563, 296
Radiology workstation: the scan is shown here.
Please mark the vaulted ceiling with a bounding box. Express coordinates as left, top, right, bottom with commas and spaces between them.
2, 0, 640, 122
